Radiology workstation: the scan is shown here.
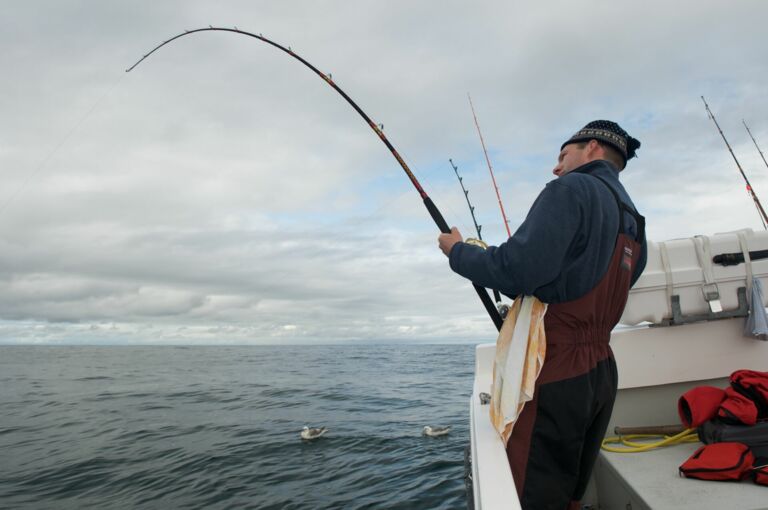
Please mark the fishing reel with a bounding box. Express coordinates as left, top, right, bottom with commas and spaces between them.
464, 238, 488, 249
464, 238, 511, 320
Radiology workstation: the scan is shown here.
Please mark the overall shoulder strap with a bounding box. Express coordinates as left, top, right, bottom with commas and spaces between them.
591, 174, 645, 243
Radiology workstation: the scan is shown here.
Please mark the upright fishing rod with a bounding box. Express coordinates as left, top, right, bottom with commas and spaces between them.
743, 120, 768, 172
701, 96, 768, 229
126, 26, 503, 330
468, 93, 512, 237
449, 159, 505, 313
449, 159, 483, 241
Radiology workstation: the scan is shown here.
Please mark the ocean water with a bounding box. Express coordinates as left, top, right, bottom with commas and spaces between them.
0, 344, 476, 509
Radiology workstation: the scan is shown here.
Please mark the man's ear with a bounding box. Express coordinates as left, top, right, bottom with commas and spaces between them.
586, 139, 603, 159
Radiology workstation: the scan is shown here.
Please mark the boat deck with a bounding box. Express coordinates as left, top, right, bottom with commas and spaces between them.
597, 443, 767, 510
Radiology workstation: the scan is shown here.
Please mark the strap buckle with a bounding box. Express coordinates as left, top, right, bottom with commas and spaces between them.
702, 282, 723, 313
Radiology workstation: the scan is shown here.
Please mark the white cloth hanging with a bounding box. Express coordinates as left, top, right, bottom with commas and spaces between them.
489, 295, 547, 445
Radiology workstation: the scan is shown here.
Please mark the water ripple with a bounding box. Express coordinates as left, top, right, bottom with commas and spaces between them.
0, 344, 474, 509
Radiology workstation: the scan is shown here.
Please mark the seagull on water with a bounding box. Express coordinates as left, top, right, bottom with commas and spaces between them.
423, 425, 451, 437
301, 426, 328, 440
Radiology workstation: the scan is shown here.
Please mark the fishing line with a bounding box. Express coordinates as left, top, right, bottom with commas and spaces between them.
316, 112, 475, 238
300, 141, 475, 241
344, 184, 474, 239
389, 140, 476, 236
126, 27, 503, 330
0, 72, 127, 218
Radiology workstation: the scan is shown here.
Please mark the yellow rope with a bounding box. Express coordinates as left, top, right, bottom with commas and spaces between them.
601, 428, 698, 453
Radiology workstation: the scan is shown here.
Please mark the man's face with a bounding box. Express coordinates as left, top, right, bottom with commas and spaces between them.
552, 142, 590, 177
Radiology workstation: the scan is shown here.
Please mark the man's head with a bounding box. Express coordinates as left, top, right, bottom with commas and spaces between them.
553, 120, 640, 177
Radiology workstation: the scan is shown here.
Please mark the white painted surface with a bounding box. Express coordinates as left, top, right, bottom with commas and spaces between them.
612, 317, 768, 389
470, 343, 521, 510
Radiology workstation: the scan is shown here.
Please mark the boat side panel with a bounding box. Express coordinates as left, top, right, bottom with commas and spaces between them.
470, 343, 521, 510
608, 377, 728, 434
612, 317, 768, 389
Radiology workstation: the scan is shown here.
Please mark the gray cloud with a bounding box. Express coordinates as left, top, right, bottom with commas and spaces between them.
1, 0, 767, 343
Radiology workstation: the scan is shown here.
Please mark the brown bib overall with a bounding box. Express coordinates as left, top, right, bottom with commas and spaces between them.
506, 176, 644, 510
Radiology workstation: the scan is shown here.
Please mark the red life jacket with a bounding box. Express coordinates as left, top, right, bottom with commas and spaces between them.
678, 386, 725, 428
730, 370, 768, 420
679, 442, 754, 481
718, 386, 759, 426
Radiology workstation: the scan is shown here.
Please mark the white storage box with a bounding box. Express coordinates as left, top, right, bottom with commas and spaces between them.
620, 229, 768, 325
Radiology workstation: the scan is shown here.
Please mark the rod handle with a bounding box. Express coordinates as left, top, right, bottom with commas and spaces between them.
425, 196, 503, 330
613, 424, 686, 436
424, 196, 450, 233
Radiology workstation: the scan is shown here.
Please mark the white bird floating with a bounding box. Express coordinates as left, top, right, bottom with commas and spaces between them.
301, 426, 328, 440
423, 425, 451, 437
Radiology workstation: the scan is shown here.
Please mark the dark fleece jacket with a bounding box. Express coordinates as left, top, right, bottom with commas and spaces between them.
449, 160, 646, 304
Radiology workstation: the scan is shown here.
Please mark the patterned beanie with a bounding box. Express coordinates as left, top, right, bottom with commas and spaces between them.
561, 120, 641, 167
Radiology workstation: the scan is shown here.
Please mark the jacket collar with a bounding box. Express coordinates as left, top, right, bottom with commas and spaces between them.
572, 159, 620, 178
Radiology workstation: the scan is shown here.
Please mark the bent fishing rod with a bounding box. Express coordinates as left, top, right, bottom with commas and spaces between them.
126, 26, 503, 331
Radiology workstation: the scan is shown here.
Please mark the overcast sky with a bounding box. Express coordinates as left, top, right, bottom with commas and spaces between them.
1, 1, 767, 344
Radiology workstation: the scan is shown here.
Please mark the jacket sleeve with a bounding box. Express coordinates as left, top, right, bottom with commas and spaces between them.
448, 180, 584, 296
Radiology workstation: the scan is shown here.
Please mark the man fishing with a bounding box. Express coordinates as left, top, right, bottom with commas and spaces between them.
438, 121, 647, 509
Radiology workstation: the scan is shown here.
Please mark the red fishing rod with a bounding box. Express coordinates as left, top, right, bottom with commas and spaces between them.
468, 93, 512, 237
126, 26, 503, 331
